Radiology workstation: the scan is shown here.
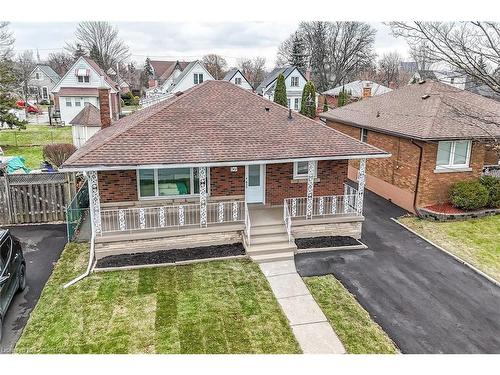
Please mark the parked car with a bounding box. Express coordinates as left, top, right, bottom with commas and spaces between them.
16, 100, 41, 114
0, 229, 26, 341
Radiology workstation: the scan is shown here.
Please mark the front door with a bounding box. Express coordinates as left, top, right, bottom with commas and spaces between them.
246, 164, 265, 203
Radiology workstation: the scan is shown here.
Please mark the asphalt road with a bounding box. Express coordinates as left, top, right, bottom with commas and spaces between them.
0, 224, 66, 354
296, 190, 500, 354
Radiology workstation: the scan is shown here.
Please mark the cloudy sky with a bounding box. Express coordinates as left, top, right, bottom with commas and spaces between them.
9, 22, 409, 68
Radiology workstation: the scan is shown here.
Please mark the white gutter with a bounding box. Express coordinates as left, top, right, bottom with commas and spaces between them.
63, 231, 95, 288
60, 153, 391, 173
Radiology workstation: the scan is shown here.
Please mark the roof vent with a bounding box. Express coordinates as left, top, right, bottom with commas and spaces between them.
265, 107, 270, 112
418, 79, 426, 84
421, 94, 430, 100
376, 111, 380, 118
288, 108, 293, 120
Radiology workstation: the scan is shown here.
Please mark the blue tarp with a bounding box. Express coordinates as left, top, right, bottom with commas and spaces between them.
6, 156, 30, 174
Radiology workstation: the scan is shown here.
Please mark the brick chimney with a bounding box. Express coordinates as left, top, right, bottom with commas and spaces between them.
362, 82, 372, 98
98, 87, 111, 129
148, 79, 158, 88
305, 67, 312, 81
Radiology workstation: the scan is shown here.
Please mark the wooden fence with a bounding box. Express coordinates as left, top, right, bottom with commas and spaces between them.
0, 172, 76, 225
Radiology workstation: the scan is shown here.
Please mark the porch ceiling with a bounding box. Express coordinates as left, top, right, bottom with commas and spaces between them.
62, 81, 389, 171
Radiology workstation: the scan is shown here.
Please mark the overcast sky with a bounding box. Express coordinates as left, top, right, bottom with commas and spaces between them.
9, 22, 409, 68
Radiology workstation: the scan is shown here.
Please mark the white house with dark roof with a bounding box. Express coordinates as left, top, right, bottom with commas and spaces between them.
223, 68, 253, 90
52, 56, 120, 124
26, 65, 61, 103
256, 66, 308, 111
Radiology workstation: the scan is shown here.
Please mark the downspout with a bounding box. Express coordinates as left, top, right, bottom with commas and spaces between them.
63, 173, 96, 288
411, 140, 424, 216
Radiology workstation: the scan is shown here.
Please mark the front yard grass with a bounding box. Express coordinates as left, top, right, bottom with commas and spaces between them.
15, 243, 300, 354
399, 215, 500, 282
1, 145, 44, 169
304, 275, 398, 354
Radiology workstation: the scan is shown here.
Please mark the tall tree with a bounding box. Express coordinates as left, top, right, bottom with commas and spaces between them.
47, 51, 74, 76
337, 87, 351, 107
0, 21, 14, 60
0, 63, 27, 129
389, 22, 500, 94
300, 81, 317, 118
277, 22, 376, 92
237, 57, 267, 88
273, 73, 287, 107
140, 57, 154, 89
277, 31, 307, 69
15, 50, 36, 102
66, 22, 130, 71
378, 51, 402, 86
202, 54, 228, 80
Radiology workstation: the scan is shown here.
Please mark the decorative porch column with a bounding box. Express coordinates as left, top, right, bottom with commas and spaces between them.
306, 161, 315, 219
88, 171, 102, 234
199, 167, 207, 227
356, 158, 367, 215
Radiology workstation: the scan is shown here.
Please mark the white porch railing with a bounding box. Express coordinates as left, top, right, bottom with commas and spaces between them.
139, 92, 175, 108
283, 200, 292, 243
100, 200, 245, 235
244, 202, 251, 244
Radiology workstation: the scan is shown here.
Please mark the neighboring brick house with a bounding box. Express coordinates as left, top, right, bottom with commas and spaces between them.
62, 80, 388, 262
26, 65, 60, 103
321, 80, 392, 109
321, 80, 500, 213
52, 56, 120, 124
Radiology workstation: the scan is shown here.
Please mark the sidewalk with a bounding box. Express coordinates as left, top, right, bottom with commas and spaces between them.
259, 260, 345, 354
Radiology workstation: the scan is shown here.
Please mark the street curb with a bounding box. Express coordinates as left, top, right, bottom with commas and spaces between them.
296, 242, 368, 254
391, 217, 500, 288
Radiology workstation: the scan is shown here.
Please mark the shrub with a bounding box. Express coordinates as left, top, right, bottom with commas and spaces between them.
43, 143, 77, 168
480, 175, 500, 208
449, 180, 489, 210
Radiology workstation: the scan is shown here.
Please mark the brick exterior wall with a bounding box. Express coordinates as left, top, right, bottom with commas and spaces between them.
265, 160, 347, 206
326, 119, 488, 210
98, 170, 137, 203
210, 166, 245, 196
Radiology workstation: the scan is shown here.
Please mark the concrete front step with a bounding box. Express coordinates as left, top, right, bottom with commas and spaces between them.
250, 251, 295, 263
246, 241, 297, 255
249, 224, 286, 236
250, 233, 290, 245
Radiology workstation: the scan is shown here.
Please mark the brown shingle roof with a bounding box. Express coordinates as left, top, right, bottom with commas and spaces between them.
321, 80, 500, 140
69, 103, 101, 127
63, 80, 388, 169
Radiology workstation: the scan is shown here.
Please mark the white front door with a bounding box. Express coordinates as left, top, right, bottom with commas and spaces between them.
246, 164, 265, 203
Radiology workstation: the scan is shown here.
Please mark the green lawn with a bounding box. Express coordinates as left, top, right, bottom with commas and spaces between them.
399, 215, 500, 282
15, 243, 300, 354
304, 275, 398, 354
0, 125, 72, 169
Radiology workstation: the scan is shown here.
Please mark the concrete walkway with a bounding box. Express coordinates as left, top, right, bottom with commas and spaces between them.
259, 260, 345, 354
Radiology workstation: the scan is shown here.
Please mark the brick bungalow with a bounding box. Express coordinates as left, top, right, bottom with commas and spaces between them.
321, 80, 500, 213
62, 80, 388, 262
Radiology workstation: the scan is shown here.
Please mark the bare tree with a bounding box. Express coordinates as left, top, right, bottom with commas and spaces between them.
389, 22, 500, 94
278, 22, 376, 92
237, 57, 266, 88
15, 50, 36, 101
47, 51, 75, 76
0, 21, 14, 60
202, 54, 228, 80
408, 41, 434, 71
378, 51, 402, 86
66, 21, 130, 72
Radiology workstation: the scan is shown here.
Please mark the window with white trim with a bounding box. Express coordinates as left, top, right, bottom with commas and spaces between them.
287, 99, 291, 108
65, 98, 72, 107
291, 76, 299, 87
35, 72, 40, 80
235, 77, 242, 85
294, 98, 300, 111
194, 73, 204, 85
436, 140, 471, 170
75, 98, 81, 107
360, 128, 368, 143
293, 161, 317, 179
138, 167, 206, 198
77, 75, 90, 83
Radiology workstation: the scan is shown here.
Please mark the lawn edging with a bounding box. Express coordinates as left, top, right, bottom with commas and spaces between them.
391, 217, 500, 288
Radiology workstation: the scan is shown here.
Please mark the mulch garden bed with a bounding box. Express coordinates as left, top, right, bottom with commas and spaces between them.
295, 236, 360, 249
424, 202, 465, 214
96, 243, 245, 269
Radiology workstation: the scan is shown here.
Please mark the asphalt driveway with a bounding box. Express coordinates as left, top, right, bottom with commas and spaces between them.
296, 189, 500, 354
0, 224, 66, 354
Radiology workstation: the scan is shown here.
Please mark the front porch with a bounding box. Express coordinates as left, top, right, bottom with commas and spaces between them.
86, 159, 368, 261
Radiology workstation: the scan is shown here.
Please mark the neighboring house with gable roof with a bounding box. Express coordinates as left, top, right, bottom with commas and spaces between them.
62, 80, 388, 263
223, 68, 253, 90
26, 64, 61, 103
52, 56, 121, 124
322, 80, 500, 213
322, 80, 392, 109
256, 66, 308, 111
69, 103, 102, 148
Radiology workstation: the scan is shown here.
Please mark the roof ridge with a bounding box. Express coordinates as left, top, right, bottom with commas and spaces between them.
68, 81, 210, 164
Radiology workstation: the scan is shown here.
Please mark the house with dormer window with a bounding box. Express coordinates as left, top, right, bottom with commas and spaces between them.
52, 56, 120, 124
26, 65, 60, 103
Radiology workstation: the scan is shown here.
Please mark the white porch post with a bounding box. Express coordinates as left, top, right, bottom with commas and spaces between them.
356, 158, 367, 215
199, 166, 207, 227
306, 161, 315, 219
88, 171, 102, 234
